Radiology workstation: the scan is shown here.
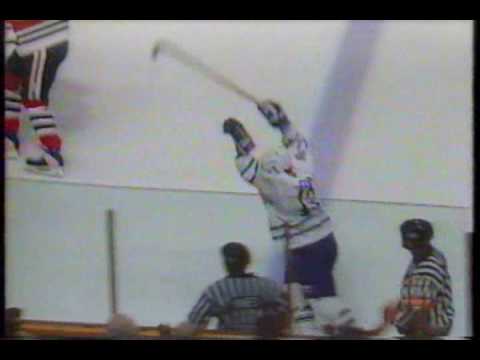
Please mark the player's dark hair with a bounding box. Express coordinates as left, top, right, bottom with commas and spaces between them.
221, 242, 251, 275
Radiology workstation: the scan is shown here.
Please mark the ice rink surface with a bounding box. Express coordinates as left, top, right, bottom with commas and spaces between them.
6, 20, 472, 209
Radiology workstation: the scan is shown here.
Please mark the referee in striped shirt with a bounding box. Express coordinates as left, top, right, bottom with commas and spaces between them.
171, 242, 288, 337
393, 219, 454, 338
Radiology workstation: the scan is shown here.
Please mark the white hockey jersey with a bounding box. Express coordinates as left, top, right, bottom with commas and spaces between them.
235, 126, 334, 250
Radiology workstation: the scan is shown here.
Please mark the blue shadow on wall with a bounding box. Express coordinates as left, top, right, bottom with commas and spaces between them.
311, 20, 384, 198
267, 21, 383, 282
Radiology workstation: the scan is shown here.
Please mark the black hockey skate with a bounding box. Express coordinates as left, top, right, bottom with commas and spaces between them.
5, 133, 20, 159
25, 147, 64, 177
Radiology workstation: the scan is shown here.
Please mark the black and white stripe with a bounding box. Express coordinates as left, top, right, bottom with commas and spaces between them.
28, 49, 47, 101
188, 275, 287, 332
270, 213, 331, 241
268, 206, 334, 249
398, 248, 454, 332
16, 20, 69, 45
236, 155, 259, 184
16, 20, 69, 55
28, 111, 57, 137
5, 90, 22, 118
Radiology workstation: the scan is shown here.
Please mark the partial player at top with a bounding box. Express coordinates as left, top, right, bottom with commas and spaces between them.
5, 20, 69, 177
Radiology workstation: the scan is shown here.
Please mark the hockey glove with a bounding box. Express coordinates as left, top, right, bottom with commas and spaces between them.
223, 118, 255, 155
257, 100, 290, 130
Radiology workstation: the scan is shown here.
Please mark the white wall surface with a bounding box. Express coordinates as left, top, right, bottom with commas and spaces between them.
6, 20, 472, 209
6, 179, 471, 337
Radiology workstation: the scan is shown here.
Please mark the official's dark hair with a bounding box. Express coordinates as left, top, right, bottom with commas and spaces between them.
221, 242, 251, 274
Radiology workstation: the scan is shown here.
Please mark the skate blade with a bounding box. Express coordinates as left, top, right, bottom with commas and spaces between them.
24, 165, 64, 178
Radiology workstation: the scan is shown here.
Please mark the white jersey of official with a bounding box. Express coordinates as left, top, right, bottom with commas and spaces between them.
235, 126, 334, 250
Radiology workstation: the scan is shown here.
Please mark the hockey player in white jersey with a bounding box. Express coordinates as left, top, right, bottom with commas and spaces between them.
223, 101, 387, 337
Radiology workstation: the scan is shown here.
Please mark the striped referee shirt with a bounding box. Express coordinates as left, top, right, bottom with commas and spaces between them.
396, 247, 454, 335
188, 274, 287, 333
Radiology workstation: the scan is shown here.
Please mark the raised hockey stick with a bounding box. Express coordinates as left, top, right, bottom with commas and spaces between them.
151, 39, 262, 105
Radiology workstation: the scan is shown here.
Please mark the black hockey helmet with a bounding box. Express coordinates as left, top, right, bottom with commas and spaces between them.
221, 242, 251, 269
400, 219, 434, 248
